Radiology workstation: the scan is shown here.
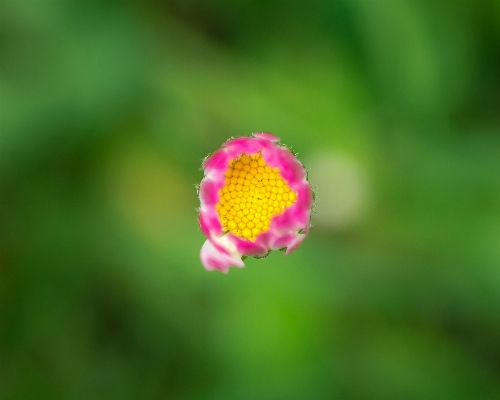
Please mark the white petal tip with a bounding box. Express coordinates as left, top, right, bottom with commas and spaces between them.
200, 239, 245, 273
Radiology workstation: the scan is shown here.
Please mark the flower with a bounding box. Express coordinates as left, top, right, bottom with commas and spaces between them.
198, 132, 313, 273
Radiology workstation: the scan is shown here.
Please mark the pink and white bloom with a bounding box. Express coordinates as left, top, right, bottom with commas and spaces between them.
198, 132, 313, 273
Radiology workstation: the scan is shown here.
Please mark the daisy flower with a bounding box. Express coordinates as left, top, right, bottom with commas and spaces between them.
198, 132, 313, 272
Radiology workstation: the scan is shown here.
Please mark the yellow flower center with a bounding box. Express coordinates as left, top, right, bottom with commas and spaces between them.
215, 153, 297, 240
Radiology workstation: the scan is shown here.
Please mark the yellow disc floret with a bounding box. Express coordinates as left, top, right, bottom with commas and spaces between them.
217, 153, 297, 240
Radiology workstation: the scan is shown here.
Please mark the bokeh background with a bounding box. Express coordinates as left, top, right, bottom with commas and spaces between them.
2, 0, 500, 399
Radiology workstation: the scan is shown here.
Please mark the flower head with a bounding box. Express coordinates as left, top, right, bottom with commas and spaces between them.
198, 132, 313, 272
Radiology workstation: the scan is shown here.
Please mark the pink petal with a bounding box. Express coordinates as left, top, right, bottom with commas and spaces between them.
203, 148, 229, 175
252, 132, 280, 142
258, 230, 306, 254
271, 208, 302, 232
230, 235, 269, 257
261, 146, 305, 187
225, 137, 262, 155
199, 178, 220, 207
200, 239, 244, 273
198, 208, 222, 237
270, 181, 312, 231
294, 183, 313, 226
284, 234, 306, 254
277, 149, 306, 185
272, 233, 298, 249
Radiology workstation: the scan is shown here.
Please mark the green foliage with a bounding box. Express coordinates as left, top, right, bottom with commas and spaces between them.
2, 1, 500, 399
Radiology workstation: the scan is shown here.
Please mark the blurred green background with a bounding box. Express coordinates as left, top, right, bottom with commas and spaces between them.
1, 0, 500, 399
